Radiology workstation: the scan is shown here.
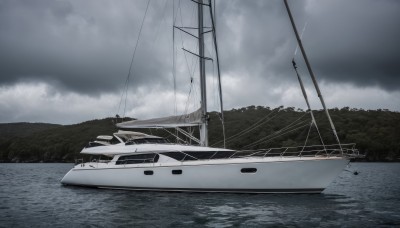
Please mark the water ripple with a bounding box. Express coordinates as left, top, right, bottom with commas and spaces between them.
0, 163, 399, 227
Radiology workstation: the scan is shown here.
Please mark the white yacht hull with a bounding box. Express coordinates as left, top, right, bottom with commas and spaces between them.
61, 157, 349, 193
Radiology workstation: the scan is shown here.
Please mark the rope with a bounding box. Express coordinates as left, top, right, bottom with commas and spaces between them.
300, 121, 313, 154
242, 120, 310, 150
241, 111, 310, 149
211, 108, 280, 147
177, 0, 199, 115
117, 0, 151, 118
172, 0, 178, 117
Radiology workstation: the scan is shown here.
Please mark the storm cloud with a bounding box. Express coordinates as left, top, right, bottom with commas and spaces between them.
0, 0, 399, 124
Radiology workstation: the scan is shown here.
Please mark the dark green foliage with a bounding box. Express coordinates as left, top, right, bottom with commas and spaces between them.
208, 106, 400, 161
0, 107, 399, 162
0, 122, 61, 141
0, 118, 122, 162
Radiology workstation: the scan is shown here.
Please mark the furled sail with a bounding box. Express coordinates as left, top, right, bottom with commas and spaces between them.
116, 109, 202, 128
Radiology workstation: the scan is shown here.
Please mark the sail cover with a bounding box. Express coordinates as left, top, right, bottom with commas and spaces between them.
116, 109, 202, 129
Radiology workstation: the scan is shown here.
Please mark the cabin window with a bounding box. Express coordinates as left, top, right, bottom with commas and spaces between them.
162, 151, 236, 161
144, 170, 153, 175
172, 170, 182, 175
162, 152, 195, 161
125, 138, 169, 145
208, 151, 236, 159
241, 168, 257, 173
185, 151, 216, 160
110, 136, 121, 144
116, 153, 159, 165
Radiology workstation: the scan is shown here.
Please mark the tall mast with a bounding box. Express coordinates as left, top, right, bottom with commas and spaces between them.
283, 0, 342, 154
198, 0, 208, 146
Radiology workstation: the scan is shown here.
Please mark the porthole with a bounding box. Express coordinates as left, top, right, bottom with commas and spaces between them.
172, 170, 182, 175
241, 168, 257, 173
144, 170, 154, 175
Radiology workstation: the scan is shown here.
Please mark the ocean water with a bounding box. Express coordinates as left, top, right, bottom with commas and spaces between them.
0, 163, 399, 227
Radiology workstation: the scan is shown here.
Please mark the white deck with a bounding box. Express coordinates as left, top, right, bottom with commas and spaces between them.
81, 143, 233, 156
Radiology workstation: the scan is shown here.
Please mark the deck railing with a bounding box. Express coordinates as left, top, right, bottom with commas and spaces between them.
162, 143, 361, 162
236, 143, 360, 158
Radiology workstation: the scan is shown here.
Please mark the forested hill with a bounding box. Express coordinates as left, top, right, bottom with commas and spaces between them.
0, 106, 399, 162
0, 122, 61, 141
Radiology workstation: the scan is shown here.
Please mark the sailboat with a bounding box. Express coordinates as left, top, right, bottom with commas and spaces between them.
61, 0, 359, 193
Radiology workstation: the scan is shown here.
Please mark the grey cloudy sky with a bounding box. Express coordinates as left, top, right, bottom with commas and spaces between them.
0, 0, 399, 124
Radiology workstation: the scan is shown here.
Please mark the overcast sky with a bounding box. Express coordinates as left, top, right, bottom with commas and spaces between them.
0, 0, 399, 124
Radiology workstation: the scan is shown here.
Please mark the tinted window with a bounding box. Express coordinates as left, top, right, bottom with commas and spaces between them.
110, 137, 121, 144
172, 170, 182, 175
125, 138, 169, 145
162, 152, 197, 161
185, 151, 215, 160
211, 151, 236, 159
241, 168, 257, 173
162, 151, 237, 161
116, 153, 159, 165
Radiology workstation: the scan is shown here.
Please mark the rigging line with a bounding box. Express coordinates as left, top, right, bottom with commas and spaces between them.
209, 0, 225, 148
241, 111, 311, 149
242, 118, 311, 149
213, 0, 216, 26
177, 3, 196, 80
184, 78, 194, 114
189, 43, 199, 78
265, 111, 310, 137
117, 70, 130, 116
223, 108, 280, 140
176, 0, 196, 116
173, 0, 190, 115
242, 122, 310, 150
176, 1, 193, 116
182, 48, 213, 61
179, 1, 204, 115
294, 21, 308, 56
173, 0, 178, 117
121, 0, 151, 118
211, 113, 280, 147
187, 2, 199, 111
211, 109, 280, 147
151, 0, 169, 50
185, 4, 199, 84
184, 62, 199, 115
292, 59, 326, 151
243, 123, 311, 150
162, 128, 187, 144
214, 114, 281, 147
174, 26, 198, 39
177, 2, 199, 115
212, 59, 218, 110
184, 60, 198, 115
300, 121, 313, 154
